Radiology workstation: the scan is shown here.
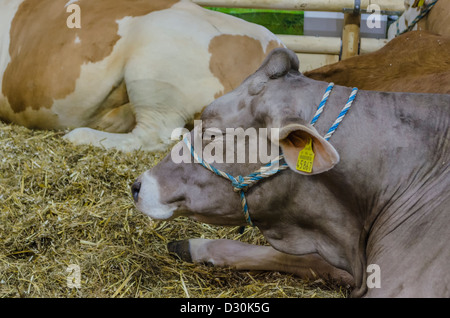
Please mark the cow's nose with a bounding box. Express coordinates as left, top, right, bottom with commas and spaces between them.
131, 181, 141, 203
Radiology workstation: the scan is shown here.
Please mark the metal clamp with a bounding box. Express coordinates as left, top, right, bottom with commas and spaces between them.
343, 0, 403, 15
353, 0, 361, 14
343, 0, 361, 14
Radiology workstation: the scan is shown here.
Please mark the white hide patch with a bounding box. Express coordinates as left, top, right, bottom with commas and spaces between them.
0, 0, 25, 99
135, 172, 177, 220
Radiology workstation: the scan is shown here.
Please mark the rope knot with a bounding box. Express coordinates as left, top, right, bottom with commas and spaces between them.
232, 176, 248, 192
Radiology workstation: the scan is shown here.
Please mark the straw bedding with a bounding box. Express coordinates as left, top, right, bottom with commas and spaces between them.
0, 121, 348, 298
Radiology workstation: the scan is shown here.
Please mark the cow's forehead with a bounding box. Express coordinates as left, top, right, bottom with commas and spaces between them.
201, 86, 254, 130
202, 67, 307, 131
2, 0, 178, 113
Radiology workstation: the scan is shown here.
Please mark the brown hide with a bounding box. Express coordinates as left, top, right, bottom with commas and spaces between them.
304, 31, 450, 94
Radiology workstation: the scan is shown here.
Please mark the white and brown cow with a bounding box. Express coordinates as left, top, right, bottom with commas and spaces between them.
0, 0, 282, 151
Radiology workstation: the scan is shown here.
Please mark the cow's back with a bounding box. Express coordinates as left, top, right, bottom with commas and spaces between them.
304, 31, 450, 94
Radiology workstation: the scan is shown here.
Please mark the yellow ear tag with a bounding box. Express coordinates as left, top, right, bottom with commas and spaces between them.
418, 0, 425, 6
296, 137, 315, 173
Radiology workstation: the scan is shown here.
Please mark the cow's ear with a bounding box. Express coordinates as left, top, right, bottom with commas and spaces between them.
259, 48, 299, 79
275, 124, 339, 175
249, 48, 299, 95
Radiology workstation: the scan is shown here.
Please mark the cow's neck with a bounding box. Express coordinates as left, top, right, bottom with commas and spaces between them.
258, 80, 387, 295
301, 82, 392, 295
296, 79, 449, 296
251, 80, 369, 295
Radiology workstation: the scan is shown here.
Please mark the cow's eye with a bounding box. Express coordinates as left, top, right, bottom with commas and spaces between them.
203, 128, 223, 141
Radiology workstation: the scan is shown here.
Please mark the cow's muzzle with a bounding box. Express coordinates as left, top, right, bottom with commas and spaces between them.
131, 172, 177, 220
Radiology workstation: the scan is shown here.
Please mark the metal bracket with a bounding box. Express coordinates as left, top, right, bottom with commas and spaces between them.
343, 0, 361, 15
343, 3, 403, 16
354, 0, 361, 14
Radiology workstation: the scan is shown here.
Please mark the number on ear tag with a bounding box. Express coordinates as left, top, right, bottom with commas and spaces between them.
296, 137, 315, 173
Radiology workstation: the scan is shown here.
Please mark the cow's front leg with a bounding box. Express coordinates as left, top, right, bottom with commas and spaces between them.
63, 75, 201, 152
62, 117, 177, 152
63, 100, 187, 152
168, 239, 354, 287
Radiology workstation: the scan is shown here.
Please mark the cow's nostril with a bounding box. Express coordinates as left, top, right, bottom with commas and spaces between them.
131, 181, 141, 202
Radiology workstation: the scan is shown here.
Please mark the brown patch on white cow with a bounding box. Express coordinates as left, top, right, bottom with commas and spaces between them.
209, 35, 282, 99
2, 0, 178, 113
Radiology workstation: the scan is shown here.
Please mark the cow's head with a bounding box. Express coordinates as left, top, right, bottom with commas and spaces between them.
132, 48, 361, 282
132, 48, 338, 222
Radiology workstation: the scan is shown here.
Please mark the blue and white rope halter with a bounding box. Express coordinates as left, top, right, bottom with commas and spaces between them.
183, 136, 287, 227
184, 82, 358, 227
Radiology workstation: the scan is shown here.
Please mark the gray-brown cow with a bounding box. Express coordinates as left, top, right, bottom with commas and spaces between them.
132, 48, 450, 297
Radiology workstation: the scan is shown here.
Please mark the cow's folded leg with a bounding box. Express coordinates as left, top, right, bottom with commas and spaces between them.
63, 106, 185, 152
168, 238, 354, 287
63, 125, 166, 152
91, 102, 137, 134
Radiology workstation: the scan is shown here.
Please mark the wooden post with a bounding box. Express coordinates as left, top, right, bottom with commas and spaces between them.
341, 12, 361, 59
277, 35, 342, 54
277, 35, 388, 55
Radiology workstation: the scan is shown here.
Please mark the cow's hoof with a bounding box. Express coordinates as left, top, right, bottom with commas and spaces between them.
168, 240, 193, 263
